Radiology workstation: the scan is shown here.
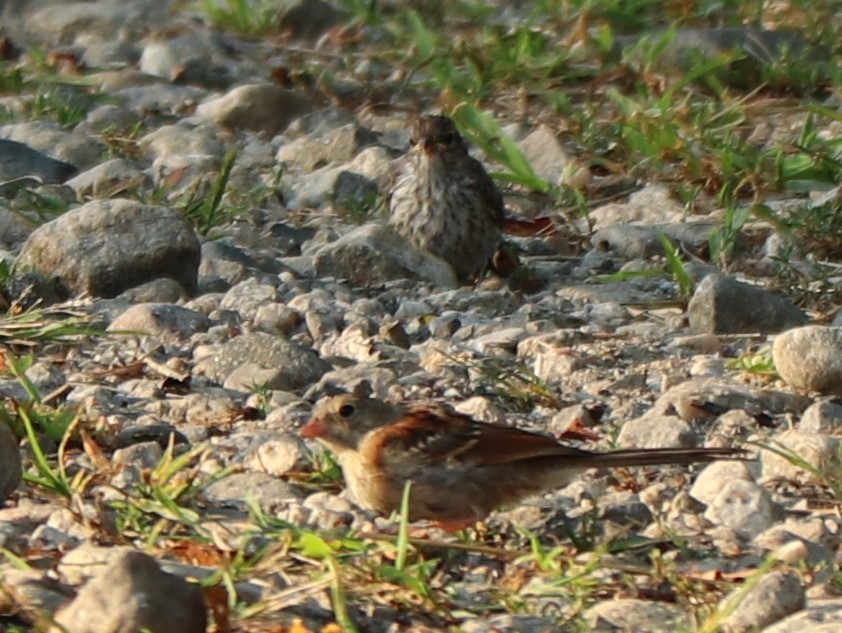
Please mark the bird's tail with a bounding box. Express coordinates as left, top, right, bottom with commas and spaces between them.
579, 446, 748, 468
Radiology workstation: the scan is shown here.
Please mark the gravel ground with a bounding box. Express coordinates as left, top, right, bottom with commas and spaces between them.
1, 2, 842, 632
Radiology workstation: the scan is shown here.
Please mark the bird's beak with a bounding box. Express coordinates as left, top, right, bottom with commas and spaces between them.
300, 417, 328, 438
422, 138, 439, 155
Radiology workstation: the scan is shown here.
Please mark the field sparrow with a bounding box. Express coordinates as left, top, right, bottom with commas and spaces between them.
300, 395, 745, 526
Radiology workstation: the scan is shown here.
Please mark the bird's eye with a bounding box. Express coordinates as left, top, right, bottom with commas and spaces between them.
441, 132, 457, 145
409, 137, 418, 147
338, 404, 355, 418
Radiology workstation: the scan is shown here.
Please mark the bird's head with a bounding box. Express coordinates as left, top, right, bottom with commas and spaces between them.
410, 115, 468, 157
300, 394, 402, 453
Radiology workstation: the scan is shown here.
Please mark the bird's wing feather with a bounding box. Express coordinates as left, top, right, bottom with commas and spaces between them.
464, 156, 506, 225
362, 405, 594, 469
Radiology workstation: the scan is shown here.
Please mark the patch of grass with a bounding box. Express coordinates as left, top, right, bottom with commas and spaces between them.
658, 233, 694, 300
13, 401, 82, 498
303, 447, 344, 487
463, 355, 561, 412
0, 305, 102, 344
10, 188, 73, 224
334, 188, 379, 224
749, 439, 842, 501
0, 50, 100, 128
0, 353, 87, 497
708, 202, 751, 268
100, 121, 146, 161
725, 345, 776, 376
107, 442, 231, 545
27, 88, 88, 128
775, 110, 842, 192
175, 149, 238, 235
199, 0, 282, 35
452, 103, 553, 193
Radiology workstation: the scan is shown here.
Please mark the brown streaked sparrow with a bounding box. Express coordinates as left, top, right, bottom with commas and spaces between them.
300, 395, 746, 527
385, 114, 504, 282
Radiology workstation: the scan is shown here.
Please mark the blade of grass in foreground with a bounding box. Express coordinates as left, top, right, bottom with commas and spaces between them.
451, 103, 552, 193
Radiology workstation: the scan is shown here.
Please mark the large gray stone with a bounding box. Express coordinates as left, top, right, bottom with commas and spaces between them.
17, 199, 200, 298
54, 550, 206, 633
195, 332, 329, 391
774, 326, 842, 394
687, 273, 807, 334
195, 84, 313, 133
314, 223, 458, 288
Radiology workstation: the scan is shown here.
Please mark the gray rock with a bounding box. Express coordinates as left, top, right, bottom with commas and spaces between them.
204, 472, 301, 512
774, 326, 842, 394
584, 598, 690, 632
113, 80, 209, 115
469, 327, 527, 355
0, 566, 73, 616
196, 331, 329, 391
308, 365, 397, 401
462, 614, 559, 633
139, 32, 235, 84
276, 123, 379, 172
0, 139, 78, 191
80, 39, 142, 69
755, 526, 835, 569
599, 491, 653, 530
107, 303, 211, 339
762, 598, 842, 633
429, 315, 461, 338
79, 104, 139, 133
118, 278, 189, 304
654, 377, 809, 422
65, 158, 149, 198
557, 280, 673, 306
54, 550, 207, 633
517, 124, 570, 187
253, 303, 301, 335
0, 208, 35, 249
304, 304, 343, 340
616, 413, 696, 449
799, 399, 842, 433
1, 121, 103, 169
17, 199, 200, 298
142, 123, 225, 162
25, 361, 66, 394
313, 223, 459, 288
265, 222, 317, 256
219, 278, 282, 320
687, 273, 807, 334
689, 460, 756, 506
112, 441, 164, 469
115, 425, 188, 449
720, 570, 805, 633
244, 433, 305, 476
278, 0, 342, 39
590, 224, 663, 259
589, 184, 685, 229
58, 543, 136, 585
704, 479, 783, 538
26, 0, 167, 41
0, 270, 63, 310
284, 163, 378, 210
201, 241, 259, 270
759, 429, 840, 484
196, 84, 313, 133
